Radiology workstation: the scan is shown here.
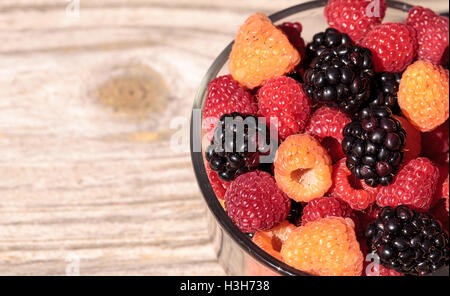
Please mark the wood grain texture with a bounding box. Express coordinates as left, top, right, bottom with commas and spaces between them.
0, 0, 448, 276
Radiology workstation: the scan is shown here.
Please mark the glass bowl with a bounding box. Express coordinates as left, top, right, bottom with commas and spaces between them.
190, 0, 450, 276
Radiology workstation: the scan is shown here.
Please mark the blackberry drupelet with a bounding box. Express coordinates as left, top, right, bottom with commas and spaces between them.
303, 38, 375, 114
342, 107, 406, 187
368, 72, 402, 114
286, 70, 304, 84
286, 200, 303, 227
366, 205, 449, 276
305, 28, 353, 60
258, 162, 274, 176
205, 112, 274, 182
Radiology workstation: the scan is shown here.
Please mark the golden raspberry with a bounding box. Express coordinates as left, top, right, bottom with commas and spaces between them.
274, 134, 332, 202
280, 217, 363, 276
252, 221, 295, 261
229, 13, 301, 89
398, 60, 449, 132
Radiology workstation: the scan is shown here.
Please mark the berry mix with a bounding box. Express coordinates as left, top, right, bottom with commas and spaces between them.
201, 1, 449, 276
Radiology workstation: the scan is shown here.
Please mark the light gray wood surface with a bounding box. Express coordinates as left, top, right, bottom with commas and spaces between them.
0, 0, 447, 276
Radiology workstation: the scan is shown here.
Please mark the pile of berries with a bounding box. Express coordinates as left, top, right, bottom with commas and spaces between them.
201, 1, 449, 276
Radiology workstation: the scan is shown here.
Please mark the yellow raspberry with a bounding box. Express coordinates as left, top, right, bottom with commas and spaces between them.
398, 60, 449, 132
229, 13, 301, 89
281, 217, 364, 276
274, 134, 332, 202
252, 221, 295, 262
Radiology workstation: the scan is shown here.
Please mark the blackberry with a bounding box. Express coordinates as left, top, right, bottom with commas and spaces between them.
368, 72, 402, 114
342, 106, 406, 187
366, 205, 449, 276
286, 70, 304, 84
305, 28, 353, 60
258, 162, 274, 176
303, 40, 375, 114
286, 200, 303, 227
205, 112, 274, 182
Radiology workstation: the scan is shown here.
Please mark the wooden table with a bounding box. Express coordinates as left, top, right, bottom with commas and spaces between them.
0, 0, 447, 276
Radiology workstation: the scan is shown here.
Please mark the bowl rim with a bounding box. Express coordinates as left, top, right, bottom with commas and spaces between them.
190, 0, 449, 276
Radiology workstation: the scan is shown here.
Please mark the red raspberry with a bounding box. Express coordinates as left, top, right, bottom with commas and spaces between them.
202, 75, 258, 140
258, 77, 311, 140
301, 196, 355, 225
328, 159, 378, 211
376, 157, 440, 210
306, 106, 351, 143
205, 163, 230, 200
407, 6, 449, 65
278, 22, 306, 61
225, 171, 291, 233
432, 164, 449, 207
324, 0, 387, 43
443, 175, 449, 212
421, 120, 449, 165
359, 23, 417, 72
